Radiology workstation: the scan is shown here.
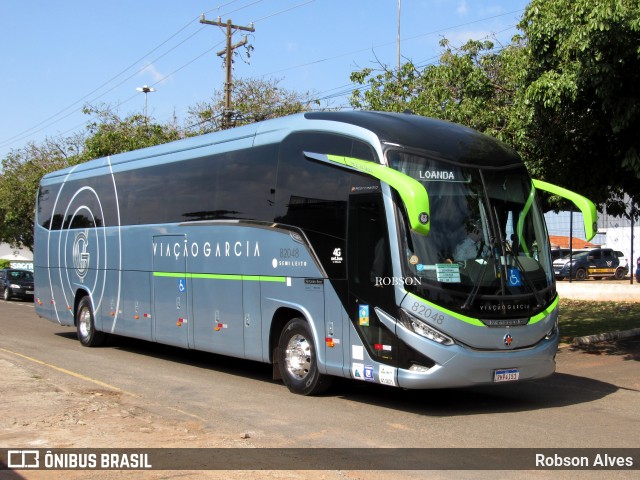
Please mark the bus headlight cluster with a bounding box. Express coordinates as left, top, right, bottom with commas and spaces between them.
399, 309, 454, 346
545, 319, 558, 340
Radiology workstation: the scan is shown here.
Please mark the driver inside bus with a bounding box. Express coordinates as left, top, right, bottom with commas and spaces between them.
453, 221, 489, 262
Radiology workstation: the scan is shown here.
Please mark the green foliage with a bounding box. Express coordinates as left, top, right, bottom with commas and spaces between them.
81, 105, 181, 160
0, 136, 85, 250
186, 77, 319, 134
519, 0, 640, 216
350, 37, 526, 144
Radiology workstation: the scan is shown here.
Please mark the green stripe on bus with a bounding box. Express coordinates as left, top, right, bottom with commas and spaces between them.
408, 292, 559, 327
408, 292, 485, 326
528, 295, 559, 325
153, 272, 287, 283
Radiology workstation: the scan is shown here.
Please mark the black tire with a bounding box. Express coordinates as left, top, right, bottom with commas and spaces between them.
277, 318, 332, 395
575, 268, 587, 281
614, 267, 625, 280
76, 296, 107, 347
3, 287, 11, 301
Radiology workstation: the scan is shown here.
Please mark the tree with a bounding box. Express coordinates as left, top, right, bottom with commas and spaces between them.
350, 37, 525, 145
0, 135, 85, 250
517, 0, 640, 216
186, 77, 319, 134
81, 104, 181, 160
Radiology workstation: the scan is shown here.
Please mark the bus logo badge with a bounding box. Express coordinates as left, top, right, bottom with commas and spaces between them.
504, 334, 513, 347
73, 230, 90, 280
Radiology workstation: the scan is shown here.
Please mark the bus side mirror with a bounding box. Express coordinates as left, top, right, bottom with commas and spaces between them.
304, 151, 431, 235
532, 179, 598, 241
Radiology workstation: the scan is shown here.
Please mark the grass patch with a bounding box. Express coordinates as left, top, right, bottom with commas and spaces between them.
559, 299, 640, 343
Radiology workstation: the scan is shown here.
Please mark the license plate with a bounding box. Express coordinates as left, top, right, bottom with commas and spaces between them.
494, 368, 519, 383
26, 291, 34, 295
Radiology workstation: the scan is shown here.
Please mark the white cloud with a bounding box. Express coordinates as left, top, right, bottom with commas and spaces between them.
457, 1, 469, 16
139, 62, 170, 84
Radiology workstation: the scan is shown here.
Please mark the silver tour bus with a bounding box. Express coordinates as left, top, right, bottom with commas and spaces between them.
34, 111, 597, 395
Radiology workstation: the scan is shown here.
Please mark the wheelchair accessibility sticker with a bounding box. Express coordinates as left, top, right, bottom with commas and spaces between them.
507, 267, 522, 287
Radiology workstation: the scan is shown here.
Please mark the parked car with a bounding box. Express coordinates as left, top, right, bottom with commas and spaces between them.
0, 268, 35, 301
614, 250, 629, 276
553, 248, 624, 280
550, 248, 572, 262
636, 257, 640, 282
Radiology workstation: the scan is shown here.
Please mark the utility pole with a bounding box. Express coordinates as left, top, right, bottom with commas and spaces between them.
200, 14, 255, 129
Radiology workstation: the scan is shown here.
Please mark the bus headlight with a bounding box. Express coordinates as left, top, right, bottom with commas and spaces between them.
399, 309, 454, 346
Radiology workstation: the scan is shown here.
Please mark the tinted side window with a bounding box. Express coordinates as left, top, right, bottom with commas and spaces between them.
37, 184, 61, 229
116, 145, 278, 225
46, 175, 118, 230
215, 145, 278, 222
275, 132, 377, 239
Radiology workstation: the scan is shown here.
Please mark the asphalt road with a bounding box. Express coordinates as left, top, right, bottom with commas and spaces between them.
1, 299, 639, 476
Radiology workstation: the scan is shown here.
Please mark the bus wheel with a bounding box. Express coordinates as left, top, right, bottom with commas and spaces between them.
278, 318, 332, 395
76, 296, 106, 347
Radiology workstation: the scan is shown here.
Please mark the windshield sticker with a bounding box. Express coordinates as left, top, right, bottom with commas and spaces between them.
359, 305, 370, 326
436, 263, 461, 283
507, 267, 522, 287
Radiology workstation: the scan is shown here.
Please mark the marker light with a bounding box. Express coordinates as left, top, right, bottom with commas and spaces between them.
399, 309, 454, 345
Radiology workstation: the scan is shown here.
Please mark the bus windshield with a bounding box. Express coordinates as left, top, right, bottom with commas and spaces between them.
388, 150, 554, 318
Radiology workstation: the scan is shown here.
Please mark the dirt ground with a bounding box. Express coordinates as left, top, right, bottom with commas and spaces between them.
4, 341, 640, 480
0, 354, 414, 480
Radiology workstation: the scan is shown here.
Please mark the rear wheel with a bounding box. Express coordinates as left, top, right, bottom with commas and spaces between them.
575, 268, 587, 281
76, 296, 107, 347
278, 318, 332, 395
614, 267, 626, 280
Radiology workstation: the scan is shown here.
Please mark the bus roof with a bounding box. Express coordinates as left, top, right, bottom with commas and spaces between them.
304, 111, 521, 168
42, 110, 522, 181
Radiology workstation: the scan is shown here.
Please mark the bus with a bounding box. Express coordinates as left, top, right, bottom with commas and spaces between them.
34, 111, 597, 395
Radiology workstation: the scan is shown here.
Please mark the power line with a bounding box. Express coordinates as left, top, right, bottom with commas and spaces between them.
0, 16, 205, 150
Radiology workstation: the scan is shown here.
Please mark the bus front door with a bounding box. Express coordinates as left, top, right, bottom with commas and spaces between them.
347, 193, 397, 369
152, 235, 190, 348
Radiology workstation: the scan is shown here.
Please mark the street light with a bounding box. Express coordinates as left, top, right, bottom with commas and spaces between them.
136, 85, 156, 118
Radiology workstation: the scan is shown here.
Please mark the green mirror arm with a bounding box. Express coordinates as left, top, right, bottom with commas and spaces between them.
304, 152, 431, 235
532, 179, 598, 241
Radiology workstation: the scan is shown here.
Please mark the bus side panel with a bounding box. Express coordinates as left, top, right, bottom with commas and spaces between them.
41, 229, 75, 326
323, 282, 346, 377
191, 277, 244, 357
242, 279, 262, 362
107, 270, 152, 341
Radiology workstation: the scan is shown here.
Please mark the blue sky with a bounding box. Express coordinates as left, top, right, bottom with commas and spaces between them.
0, 0, 529, 160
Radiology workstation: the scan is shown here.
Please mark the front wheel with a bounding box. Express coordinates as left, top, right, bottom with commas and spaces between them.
278, 318, 332, 395
3, 287, 11, 301
76, 296, 107, 347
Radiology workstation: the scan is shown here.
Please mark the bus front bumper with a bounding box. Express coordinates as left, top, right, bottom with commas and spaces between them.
395, 334, 558, 389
